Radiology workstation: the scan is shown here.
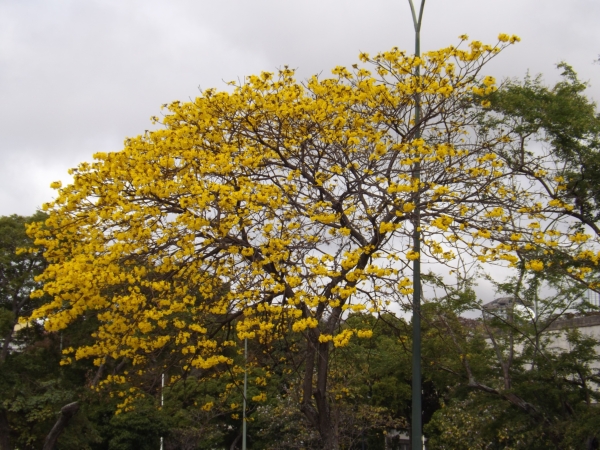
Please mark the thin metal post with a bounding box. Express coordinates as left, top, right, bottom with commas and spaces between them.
242, 337, 248, 450
407, 1, 426, 449
160, 372, 165, 450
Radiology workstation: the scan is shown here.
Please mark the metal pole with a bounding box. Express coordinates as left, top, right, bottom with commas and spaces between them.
242, 337, 248, 450
160, 372, 165, 450
407, 1, 425, 449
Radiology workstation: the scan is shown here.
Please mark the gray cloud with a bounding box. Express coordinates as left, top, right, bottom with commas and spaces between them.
1, 0, 599, 215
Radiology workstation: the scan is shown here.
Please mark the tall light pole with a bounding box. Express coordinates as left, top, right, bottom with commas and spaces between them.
242, 337, 248, 450
160, 372, 165, 450
407, 1, 425, 449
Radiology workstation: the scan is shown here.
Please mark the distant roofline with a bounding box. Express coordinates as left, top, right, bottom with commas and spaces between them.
546, 313, 600, 330
483, 296, 533, 310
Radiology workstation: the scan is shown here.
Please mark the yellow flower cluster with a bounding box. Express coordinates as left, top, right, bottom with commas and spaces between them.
33, 35, 599, 398
525, 260, 544, 272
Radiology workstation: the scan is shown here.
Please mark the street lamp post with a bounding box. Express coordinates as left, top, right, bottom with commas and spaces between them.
406, 1, 426, 449
242, 337, 248, 450
160, 373, 165, 450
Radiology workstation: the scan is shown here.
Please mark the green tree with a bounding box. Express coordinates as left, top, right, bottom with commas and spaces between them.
485, 63, 600, 233
422, 68, 600, 447
426, 325, 600, 449
0, 212, 48, 363
0, 213, 48, 450
423, 274, 600, 448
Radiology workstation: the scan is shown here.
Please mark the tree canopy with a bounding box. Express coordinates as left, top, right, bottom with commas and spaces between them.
26, 35, 600, 448
487, 63, 600, 231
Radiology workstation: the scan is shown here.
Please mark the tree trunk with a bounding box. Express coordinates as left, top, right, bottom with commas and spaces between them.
321, 430, 339, 450
585, 436, 597, 450
300, 336, 338, 449
300, 331, 339, 450
0, 409, 10, 450
229, 431, 241, 450
315, 341, 338, 450
0, 320, 17, 363
42, 402, 79, 450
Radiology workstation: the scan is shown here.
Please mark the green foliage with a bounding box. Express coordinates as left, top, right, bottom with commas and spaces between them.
489, 64, 600, 226
105, 397, 169, 450
426, 393, 543, 450
162, 375, 236, 449
425, 277, 600, 449
0, 309, 13, 338
0, 212, 48, 313
329, 314, 410, 447
427, 328, 600, 450
0, 338, 93, 449
252, 394, 321, 449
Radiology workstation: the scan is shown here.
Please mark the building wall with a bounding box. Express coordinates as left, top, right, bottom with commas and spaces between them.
545, 314, 600, 370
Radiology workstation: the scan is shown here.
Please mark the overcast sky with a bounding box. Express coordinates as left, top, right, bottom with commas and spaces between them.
1, 0, 599, 217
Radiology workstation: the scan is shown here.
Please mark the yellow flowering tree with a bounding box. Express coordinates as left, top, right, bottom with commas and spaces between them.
28, 35, 561, 448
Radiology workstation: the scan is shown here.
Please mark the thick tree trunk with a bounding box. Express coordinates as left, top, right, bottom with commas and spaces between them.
315, 341, 337, 450
300, 332, 339, 450
0, 409, 11, 450
42, 402, 79, 450
321, 430, 339, 450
